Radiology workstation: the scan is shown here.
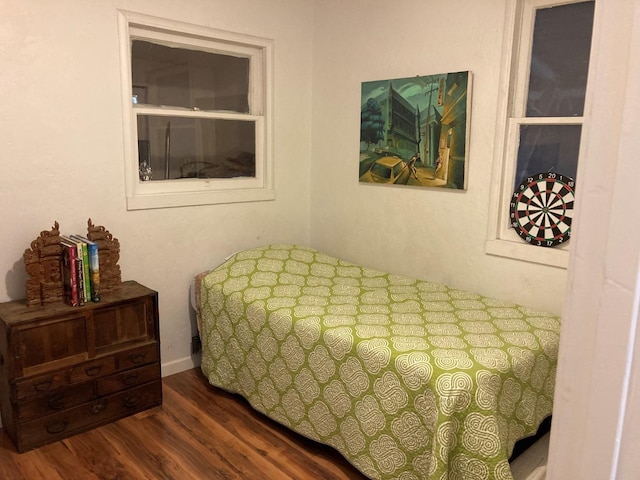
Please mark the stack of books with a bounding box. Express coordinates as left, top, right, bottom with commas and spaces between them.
60, 235, 100, 306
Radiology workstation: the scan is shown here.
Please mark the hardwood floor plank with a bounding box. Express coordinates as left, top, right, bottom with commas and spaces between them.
29, 441, 102, 480
171, 369, 365, 479
166, 378, 302, 477
151, 384, 274, 478
55, 428, 137, 480
134, 402, 253, 479
98, 418, 193, 480
162, 371, 349, 479
0, 368, 367, 480
5, 445, 66, 480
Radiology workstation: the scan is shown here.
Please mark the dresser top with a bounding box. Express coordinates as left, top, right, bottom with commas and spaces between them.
0, 281, 156, 325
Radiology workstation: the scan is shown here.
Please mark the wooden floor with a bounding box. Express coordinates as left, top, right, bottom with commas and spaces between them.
0, 368, 367, 480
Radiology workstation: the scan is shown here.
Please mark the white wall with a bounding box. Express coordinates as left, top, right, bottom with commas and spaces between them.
548, 2, 640, 478
309, 0, 568, 315
0, 0, 314, 376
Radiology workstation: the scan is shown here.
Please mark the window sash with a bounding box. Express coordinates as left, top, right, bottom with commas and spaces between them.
512, 0, 592, 117
132, 116, 265, 191
129, 26, 265, 117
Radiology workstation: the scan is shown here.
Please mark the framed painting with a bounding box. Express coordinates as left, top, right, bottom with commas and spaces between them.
359, 71, 471, 190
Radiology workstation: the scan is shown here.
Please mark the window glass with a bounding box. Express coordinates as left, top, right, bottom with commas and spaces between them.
526, 2, 594, 117
131, 41, 250, 113
515, 124, 581, 187
136, 116, 255, 180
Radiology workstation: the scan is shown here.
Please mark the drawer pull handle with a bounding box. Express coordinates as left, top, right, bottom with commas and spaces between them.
47, 395, 65, 411
46, 420, 68, 435
130, 353, 146, 364
85, 366, 101, 377
34, 379, 53, 392
122, 373, 139, 386
91, 402, 106, 414
123, 395, 141, 408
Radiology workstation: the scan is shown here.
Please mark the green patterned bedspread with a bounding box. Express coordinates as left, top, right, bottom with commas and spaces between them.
196, 245, 558, 480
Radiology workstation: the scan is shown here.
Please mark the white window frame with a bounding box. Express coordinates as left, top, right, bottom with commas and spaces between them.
117, 11, 274, 210
486, 0, 592, 268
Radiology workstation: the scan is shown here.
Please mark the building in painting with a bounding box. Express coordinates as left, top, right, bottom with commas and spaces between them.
435, 71, 469, 189
385, 82, 421, 160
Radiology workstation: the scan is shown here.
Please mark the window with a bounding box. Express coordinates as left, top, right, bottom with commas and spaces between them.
118, 12, 274, 209
486, 0, 594, 267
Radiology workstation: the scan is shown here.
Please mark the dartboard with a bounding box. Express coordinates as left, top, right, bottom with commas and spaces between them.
510, 172, 575, 247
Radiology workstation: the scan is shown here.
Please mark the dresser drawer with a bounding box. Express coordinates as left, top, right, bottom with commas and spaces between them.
96, 363, 160, 396
68, 356, 116, 384
14, 370, 69, 401
18, 381, 162, 451
14, 355, 117, 401
16, 382, 96, 422
116, 342, 158, 370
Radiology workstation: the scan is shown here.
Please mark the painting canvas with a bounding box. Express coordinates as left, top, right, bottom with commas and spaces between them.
359, 71, 471, 190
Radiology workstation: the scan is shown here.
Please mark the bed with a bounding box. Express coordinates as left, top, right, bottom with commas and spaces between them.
194, 245, 558, 480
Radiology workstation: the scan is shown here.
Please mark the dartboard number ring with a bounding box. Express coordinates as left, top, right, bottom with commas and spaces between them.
510, 172, 575, 247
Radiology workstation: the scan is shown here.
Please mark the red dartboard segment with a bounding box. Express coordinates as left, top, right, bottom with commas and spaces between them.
510, 172, 575, 247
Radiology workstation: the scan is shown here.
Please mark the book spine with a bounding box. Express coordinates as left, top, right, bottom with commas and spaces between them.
71, 236, 92, 303
71, 234, 101, 302
87, 242, 101, 302
74, 241, 86, 306
80, 242, 90, 303
61, 242, 79, 307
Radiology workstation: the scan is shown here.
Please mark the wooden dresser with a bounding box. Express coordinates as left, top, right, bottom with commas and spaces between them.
0, 281, 162, 452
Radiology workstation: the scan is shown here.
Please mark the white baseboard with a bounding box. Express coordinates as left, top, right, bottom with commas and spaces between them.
161, 353, 201, 378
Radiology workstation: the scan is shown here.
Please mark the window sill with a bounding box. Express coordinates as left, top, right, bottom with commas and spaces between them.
485, 238, 569, 269
126, 188, 275, 210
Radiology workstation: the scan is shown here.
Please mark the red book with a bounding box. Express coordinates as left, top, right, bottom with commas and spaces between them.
60, 238, 80, 306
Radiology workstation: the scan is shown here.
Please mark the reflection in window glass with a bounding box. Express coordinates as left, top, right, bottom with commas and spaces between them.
131, 40, 250, 113
526, 1, 594, 117
515, 124, 581, 187
137, 115, 255, 180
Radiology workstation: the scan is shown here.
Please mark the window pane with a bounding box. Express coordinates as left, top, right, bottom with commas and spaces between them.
131, 40, 250, 113
514, 124, 581, 188
137, 115, 255, 180
526, 1, 594, 117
